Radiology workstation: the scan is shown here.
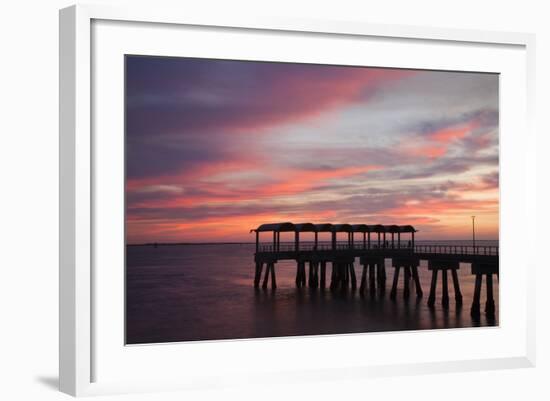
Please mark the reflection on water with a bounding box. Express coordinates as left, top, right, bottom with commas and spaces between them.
126, 244, 498, 344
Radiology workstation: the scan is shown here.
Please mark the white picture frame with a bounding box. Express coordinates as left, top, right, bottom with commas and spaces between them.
59, 4, 536, 397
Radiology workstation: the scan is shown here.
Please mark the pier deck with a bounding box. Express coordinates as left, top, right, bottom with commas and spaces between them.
251, 222, 498, 317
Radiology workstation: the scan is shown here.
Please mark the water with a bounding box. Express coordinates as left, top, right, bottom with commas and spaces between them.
126, 243, 499, 344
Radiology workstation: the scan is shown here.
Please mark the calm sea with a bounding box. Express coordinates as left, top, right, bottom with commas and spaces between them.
126, 241, 499, 344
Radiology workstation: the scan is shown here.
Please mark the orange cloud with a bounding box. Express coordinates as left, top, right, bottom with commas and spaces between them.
260, 165, 382, 197
129, 164, 382, 210
429, 124, 472, 143
400, 122, 476, 161
403, 144, 447, 159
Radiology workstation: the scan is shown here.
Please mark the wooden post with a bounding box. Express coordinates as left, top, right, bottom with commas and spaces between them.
412, 266, 423, 297
391, 232, 395, 249
383, 232, 386, 248
403, 265, 411, 299
277, 232, 280, 252
255, 231, 259, 253
485, 274, 495, 315
360, 264, 367, 294
412, 231, 415, 248
441, 269, 449, 309
369, 264, 376, 296
313, 262, 319, 288
272, 231, 276, 252
332, 232, 336, 250
308, 261, 314, 288
270, 263, 277, 289
363, 232, 366, 249
377, 259, 386, 293
397, 232, 401, 248
428, 270, 438, 307
471, 274, 482, 317
254, 262, 262, 288
295, 231, 299, 252
295, 262, 301, 288
314, 231, 318, 250
368, 232, 371, 249
343, 263, 349, 288
451, 269, 462, 305
390, 266, 400, 299
379, 259, 386, 281
320, 262, 326, 289
262, 262, 270, 289
377, 232, 381, 248
330, 262, 337, 289
349, 263, 357, 290
333, 263, 340, 290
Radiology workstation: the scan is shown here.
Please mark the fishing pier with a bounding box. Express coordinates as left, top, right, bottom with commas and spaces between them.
251, 222, 499, 318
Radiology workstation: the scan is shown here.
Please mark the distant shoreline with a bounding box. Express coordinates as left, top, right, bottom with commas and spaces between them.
127, 242, 255, 246
127, 239, 499, 247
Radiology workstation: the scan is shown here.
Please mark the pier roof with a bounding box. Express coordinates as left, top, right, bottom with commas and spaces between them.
251, 222, 416, 233
314, 223, 333, 232
332, 224, 353, 232
350, 224, 368, 232
399, 225, 417, 233
370, 224, 385, 232
294, 223, 317, 232
253, 222, 295, 232
387, 224, 400, 233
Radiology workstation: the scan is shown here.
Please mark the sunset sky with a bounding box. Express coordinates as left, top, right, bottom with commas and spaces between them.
125, 56, 499, 243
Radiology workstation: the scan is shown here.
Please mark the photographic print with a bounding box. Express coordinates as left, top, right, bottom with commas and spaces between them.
125, 56, 499, 344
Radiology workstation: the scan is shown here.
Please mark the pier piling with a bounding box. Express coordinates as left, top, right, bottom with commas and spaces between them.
441, 270, 449, 309
262, 263, 270, 289
470, 262, 499, 318
359, 265, 367, 294
330, 262, 337, 290
427, 260, 460, 309
451, 269, 462, 306
368, 264, 376, 297
349, 263, 357, 290
412, 266, 423, 297
390, 266, 400, 300
254, 262, 263, 288
320, 262, 326, 289
428, 269, 438, 307
390, 257, 421, 300
269, 262, 277, 289
485, 274, 495, 315
471, 273, 483, 317
378, 260, 386, 295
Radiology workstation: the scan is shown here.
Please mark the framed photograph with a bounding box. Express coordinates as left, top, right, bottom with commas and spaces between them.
59, 4, 536, 396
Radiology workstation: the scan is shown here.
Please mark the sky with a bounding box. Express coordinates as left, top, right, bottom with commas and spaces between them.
125, 56, 499, 243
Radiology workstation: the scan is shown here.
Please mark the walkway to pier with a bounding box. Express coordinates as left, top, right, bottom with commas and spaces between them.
251, 222, 499, 318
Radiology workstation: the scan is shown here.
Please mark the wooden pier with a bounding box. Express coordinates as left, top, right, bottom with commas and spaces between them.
251, 222, 499, 317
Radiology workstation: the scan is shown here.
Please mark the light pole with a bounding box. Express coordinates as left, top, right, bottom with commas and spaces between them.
471, 215, 476, 254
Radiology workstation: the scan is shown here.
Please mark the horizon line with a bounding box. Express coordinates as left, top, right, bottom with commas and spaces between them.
127, 239, 499, 246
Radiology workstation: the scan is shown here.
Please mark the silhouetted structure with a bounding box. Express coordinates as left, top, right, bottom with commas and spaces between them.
251, 222, 499, 317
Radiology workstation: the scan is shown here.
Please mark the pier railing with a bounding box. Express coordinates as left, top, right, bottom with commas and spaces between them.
258, 241, 409, 252
257, 242, 498, 256
414, 244, 499, 256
